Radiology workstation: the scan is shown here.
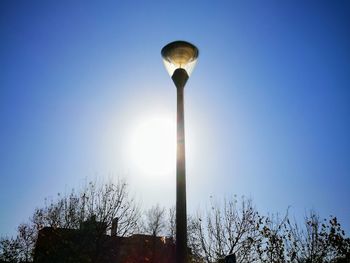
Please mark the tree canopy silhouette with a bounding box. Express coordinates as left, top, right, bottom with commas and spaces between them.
1, 180, 349, 263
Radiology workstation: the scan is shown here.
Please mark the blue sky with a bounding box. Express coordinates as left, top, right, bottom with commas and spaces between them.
1, 0, 350, 236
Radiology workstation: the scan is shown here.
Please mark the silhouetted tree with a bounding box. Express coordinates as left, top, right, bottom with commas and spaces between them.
0, 179, 139, 262
1, 185, 350, 263
167, 206, 176, 241
189, 199, 350, 263
142, 204, 166, 237
31, 179, 139, 236
0, 223, 36, 263
283, 212, 350, 263
255, 210, 350, 263
190, 196, 261, 263
255, 212, 290, 263
0, 236, 20, 262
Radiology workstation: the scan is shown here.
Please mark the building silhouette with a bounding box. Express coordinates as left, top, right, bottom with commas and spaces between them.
34, 217, 176, 263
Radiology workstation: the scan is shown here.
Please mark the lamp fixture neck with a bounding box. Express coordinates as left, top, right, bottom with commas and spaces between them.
172, 68, 189, 89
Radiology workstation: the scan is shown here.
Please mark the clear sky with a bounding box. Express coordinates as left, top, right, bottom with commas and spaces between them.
1, 0, 350, 236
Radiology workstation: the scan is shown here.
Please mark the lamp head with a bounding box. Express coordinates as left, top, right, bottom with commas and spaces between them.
161, 41, 199, 78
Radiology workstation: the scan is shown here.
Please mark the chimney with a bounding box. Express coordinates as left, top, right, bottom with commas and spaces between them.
111, 217, 118, 236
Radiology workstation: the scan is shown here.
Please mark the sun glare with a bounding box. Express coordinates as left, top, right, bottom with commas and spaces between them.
128, 116, 176, 176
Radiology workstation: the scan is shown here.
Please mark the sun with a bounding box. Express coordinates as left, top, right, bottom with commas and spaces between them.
128, 116, 176, 176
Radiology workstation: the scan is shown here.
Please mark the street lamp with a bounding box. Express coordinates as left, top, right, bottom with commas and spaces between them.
161, 41, 199, 263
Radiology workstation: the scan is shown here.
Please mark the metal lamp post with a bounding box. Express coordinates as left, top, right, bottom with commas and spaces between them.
161, 41, 199, 263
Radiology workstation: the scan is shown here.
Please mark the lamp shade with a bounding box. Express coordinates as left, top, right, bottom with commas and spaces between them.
161, 41, 199, 77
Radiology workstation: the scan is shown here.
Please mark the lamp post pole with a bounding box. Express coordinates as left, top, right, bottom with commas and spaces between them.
173, 68, 189, 263
161, 41, 198, 263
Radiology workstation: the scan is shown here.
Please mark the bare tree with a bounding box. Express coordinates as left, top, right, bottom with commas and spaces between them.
142, 204, 166, 237
0, 223, 36, 263
0, 178, 140, 262
283, 212, 350, 263
254, 210, 350, 263
30, 179, 139, 237
0, 236, 20, 262
190, 196, 260, 263
167, 206, 176, 240
300, 212, 327, 262
255, 212, 289, 263
2, 182, 350, 263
